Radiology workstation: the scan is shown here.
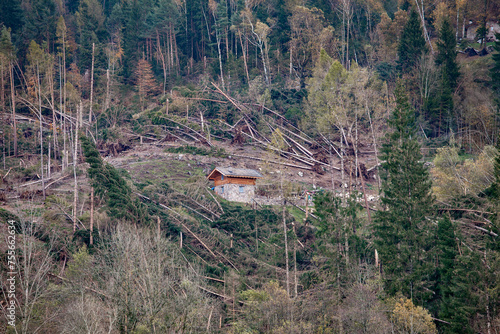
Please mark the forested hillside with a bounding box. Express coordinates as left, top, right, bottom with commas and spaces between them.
0, 0, 499, 332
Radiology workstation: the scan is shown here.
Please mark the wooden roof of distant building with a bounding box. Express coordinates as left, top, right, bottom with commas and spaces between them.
207, 167, 263, 180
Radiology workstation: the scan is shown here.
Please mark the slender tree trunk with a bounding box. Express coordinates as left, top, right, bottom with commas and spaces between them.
90, 186, 94, 245
49, 62, 58, 160
73, 102, 80, 233
414, 0, 434, 54
157, 30, 167, 96
10, 64, 17, 157
366, 101, 380, 190
282, 202, 290, 297
293, 223, 298, 297
1, 60, 5, 166
238, 32, 250, 85
105, 69, 110, 111
37, 64, 46, 199
63, 34, 67, 171
225, 26, 229, 60
215, 27, 225, 90
48, 141, 51, 179
89, 43, 95, 123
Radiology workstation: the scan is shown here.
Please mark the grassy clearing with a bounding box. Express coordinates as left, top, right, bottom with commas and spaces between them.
165, 145, 228, 158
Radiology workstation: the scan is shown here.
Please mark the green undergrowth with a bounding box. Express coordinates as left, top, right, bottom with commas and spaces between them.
165, 145, 228, 158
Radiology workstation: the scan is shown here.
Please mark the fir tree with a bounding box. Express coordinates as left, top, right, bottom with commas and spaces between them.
0, 0, 24, 39
81, 136, 148, 225
434, 216, 474, 333
373, 82, 435, 304
431, 67, 454, 136
490, 33, 500, 108
76, 0, 106, 71
435, 19, 460, 90
397, 10, 427, 73
493, 133, 500, 199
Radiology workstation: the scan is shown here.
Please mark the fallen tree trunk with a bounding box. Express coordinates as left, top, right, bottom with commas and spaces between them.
231, 153, 312, 170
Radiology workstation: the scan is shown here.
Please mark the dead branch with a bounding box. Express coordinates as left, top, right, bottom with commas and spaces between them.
198, 285, 232, 300
205, 187, 224, 214
203, 276, 225, 283
48, 273, 111, 299
212, 82, 247, 112
367, 162, 384, 172
18, 178, 43, 188
178, 192, 221, 218
231, 153, 312, 170
280, 132, 314, 158
276, 124, 316, 146
289, 201, 318, 220
135, 192, 183, 217
183, 97, 228, 103
44, 173, 71, 190
214, 249, 239, 272
439, 208, 494, 215
181, 223, 219, 258
2, 168, 12, 180
184, 245, 210, 265
159, 116, 212, 146
177, 200, 214, 222
453, 219, 498, 237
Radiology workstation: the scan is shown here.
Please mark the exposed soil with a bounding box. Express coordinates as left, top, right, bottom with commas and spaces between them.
107, 139, 381, 196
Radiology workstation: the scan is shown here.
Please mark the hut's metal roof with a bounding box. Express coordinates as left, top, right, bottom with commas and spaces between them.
207, 167, 263, 179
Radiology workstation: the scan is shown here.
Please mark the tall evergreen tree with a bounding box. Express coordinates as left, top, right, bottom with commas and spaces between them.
76, 0, 106, 71
397, 10, 427, 73
0, 27, 17, 156
434, 216, 474, 333
425, 19, 459, 137
493, 133, 500, 199
373, 82, 435, 304
0, 0, 24, 40
435, 19, 460, 90
490, 33, 500, 108
21, 0, 57, 48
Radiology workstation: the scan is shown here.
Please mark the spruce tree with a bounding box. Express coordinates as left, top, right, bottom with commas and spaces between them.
397, 10, 427, 73
436, 19, 460, 90
493, 133, 500, 199
374, 82, 435, 304
434, 216, 474, 333
490, 33, 500, 108
81, 136, 148, 225
426, 19, 460, 137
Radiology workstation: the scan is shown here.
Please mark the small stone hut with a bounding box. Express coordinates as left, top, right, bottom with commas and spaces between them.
207, 167, 263, 203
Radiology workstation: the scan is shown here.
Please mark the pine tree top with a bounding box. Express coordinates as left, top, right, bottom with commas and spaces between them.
397, 10, 427, 73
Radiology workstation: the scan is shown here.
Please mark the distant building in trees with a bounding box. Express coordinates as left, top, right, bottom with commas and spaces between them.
207, 167, 263, 203
466, 21, 500, 42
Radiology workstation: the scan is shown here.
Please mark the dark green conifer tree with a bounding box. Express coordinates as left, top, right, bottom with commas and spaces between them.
426, 19, 459, 137
314, 191, 364, 277
490, 33, 500, 108
21, 0, 57, 48
81, 136, 148, 225
436, 19, 460, 89
373, 82, 435, 304
76, 0, 107, 71
492, 133, 500, 199
434, 216, 474, 333
397, 10, 427, 73
0, 0, 24, 40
